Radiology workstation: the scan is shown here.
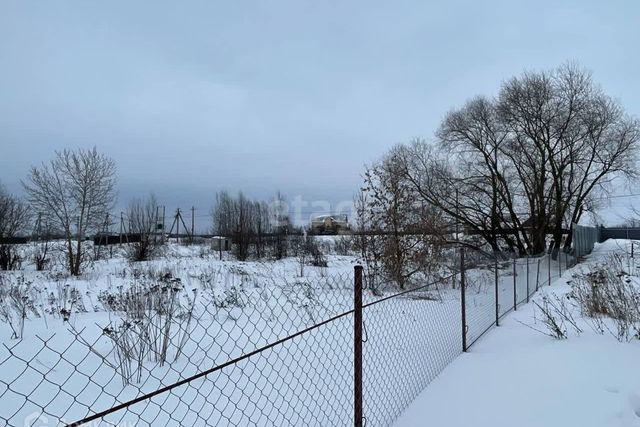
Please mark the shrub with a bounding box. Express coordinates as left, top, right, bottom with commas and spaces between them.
569, 254, 640, 342
0, 275, 38, 339
334, 235, 353, 256
94, 273, 197, 384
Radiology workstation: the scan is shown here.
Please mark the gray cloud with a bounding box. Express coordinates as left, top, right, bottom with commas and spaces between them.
1, 0, 639, 229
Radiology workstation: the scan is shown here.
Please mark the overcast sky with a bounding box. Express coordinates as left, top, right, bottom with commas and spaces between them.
1, 0, 639, 228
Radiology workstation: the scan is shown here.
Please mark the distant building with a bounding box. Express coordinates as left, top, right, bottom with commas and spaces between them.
210, 236, 232, 251
310, 214, 350, 235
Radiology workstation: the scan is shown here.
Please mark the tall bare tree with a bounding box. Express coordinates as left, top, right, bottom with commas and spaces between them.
271, 191, 291, 260
497, 63, 639, 255
390, 63, 639, 258
23, 148, 116, 275
0, 183, 31, 270
212, 191, 273, 261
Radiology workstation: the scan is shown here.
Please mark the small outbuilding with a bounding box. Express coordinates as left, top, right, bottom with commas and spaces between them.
210, 236, 232, 251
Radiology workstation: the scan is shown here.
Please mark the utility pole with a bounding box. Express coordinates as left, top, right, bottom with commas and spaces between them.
166, 207, 193, 246
119, 212, 124, 247
96, 213, 109, 259
162, 206, 166, 243
176, 209, 180, 244
191, 206, 195, 244
107, 213, 113, 258
154, 206, 160, 244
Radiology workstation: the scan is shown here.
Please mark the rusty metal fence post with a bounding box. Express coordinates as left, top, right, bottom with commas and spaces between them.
526, 256, 530, 304
559, 252, 562, 277
354, 265, 363, 427
494, 256, 499, 327
460, 248, 467, 352
513, 258, 517, 310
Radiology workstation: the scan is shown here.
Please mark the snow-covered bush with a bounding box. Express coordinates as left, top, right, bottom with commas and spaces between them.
31, 241, 51, 271
291, 236, 328, 277
192, 265, 223, 291
532, 295, 582, 339
281, 278, 323, 324
94, 273, 197, 384
569, 254, 640, 342
0, 275, 39, 338
125, 195, 166, 262
211, 281, 248, 310
44, 280, 87, 321
307, 239, 328, 268
334, 235, 354, 256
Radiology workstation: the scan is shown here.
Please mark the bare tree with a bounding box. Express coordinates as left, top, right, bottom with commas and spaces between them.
212, 190, 235, 237
399, 139, 528, 255
0, 183, 31, 270
360, 147, 448, 289
353, 189, 384, 294
271, 191, 291, 260
126, 194, 161, 261
364, 148, 414, 287
498, 63, 639, 255
389, 63, 639, 258
23, 148, 116, 275
435, 98, 530, 254
212, 191, 273, 261
31, 213, 54, 271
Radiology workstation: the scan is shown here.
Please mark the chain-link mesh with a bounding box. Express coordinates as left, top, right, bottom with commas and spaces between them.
462, 251, 498, 347
462, 250, 570, 352
514, 257, 533, 308
496, 256, 515, 320
361, 276, 461, 426
0, 249, 575, 427
0, 272, 356, 426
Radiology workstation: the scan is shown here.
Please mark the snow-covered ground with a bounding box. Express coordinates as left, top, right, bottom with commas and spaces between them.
0, 240, 363, 425
4, 238, 467, 426
395, 239, 640, 427
0, 237, 611, 426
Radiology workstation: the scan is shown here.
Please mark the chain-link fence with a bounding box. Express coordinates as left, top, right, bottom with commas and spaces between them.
1, 248, 577, 427
462, 248, 575, 350
1, 272, 357, 426
361, 275, 461, 426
